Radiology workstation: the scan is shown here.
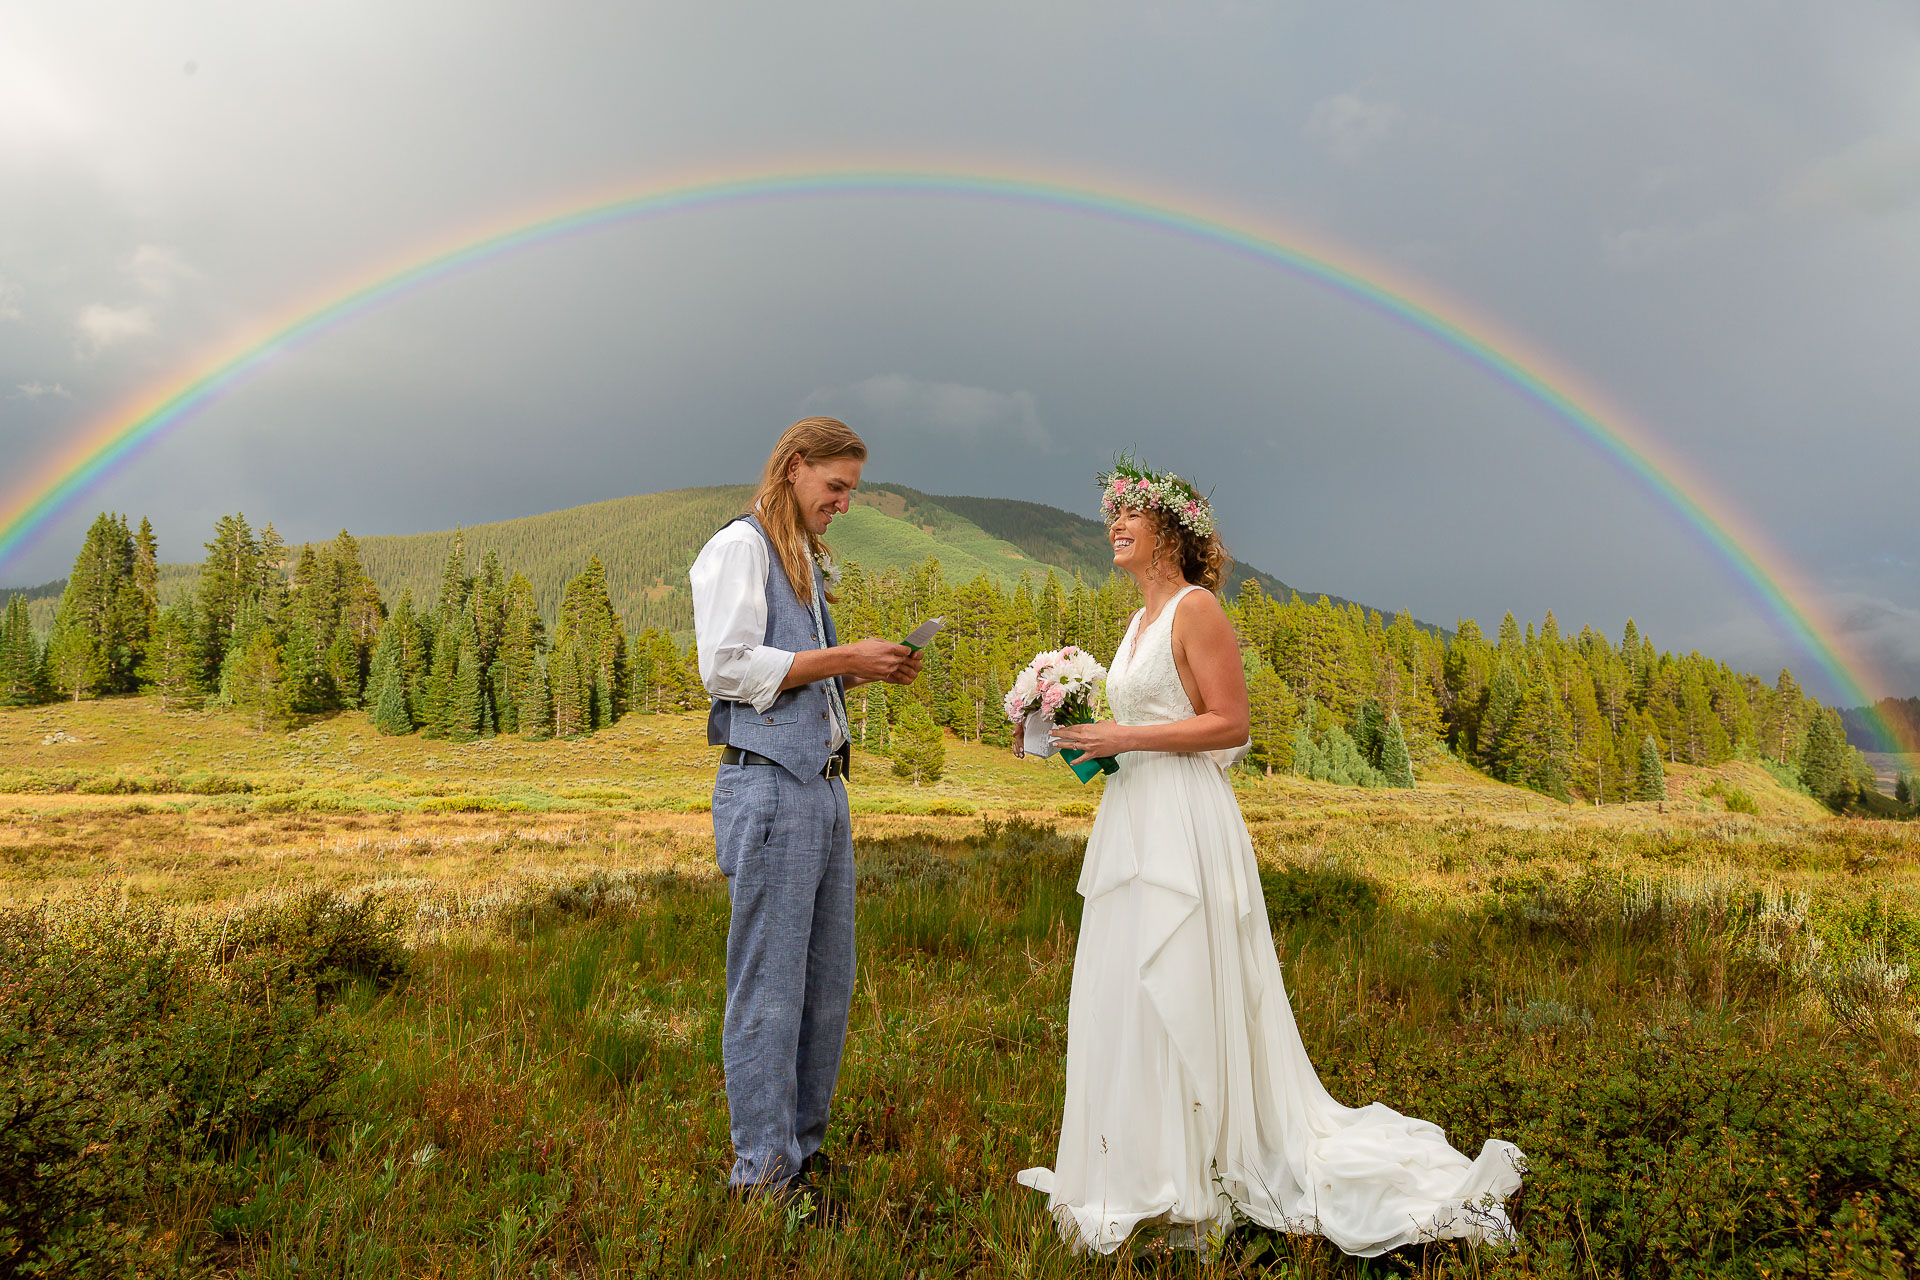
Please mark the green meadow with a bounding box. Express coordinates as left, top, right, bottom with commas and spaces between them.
4, 698, 1918, 1278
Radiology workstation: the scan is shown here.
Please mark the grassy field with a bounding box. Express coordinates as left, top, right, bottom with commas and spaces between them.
4, 699, 1918, 1278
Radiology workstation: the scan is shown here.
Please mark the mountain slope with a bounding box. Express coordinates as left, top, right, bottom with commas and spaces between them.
876, 483, 1396, 619
8, 482, 1431, 636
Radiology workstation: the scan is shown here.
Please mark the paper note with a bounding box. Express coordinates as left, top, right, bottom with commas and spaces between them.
902, 617, 945, 652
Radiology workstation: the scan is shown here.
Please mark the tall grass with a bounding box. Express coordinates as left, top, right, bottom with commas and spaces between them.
5, 818, 1917, 1276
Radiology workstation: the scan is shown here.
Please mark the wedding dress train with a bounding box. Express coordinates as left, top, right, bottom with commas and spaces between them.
1017, 585, 1525, 1256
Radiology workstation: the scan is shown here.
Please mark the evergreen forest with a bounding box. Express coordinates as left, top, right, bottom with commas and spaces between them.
2, 502, 1904, 815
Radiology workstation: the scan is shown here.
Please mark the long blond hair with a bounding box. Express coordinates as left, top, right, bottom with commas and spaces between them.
752, 417, 867, 605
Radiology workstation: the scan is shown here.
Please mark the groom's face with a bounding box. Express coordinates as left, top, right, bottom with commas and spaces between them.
788, 455, 864, 536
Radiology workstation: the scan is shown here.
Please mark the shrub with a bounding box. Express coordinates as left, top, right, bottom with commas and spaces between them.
890, 702, 945, 785
1758, 756, 1814, 796
211, 889, 412, 999
178, 771, 253, 796
418, 794, 524, 814
501, 869, 709, 933
1259, 859, 1382, 926
1281, 1025, 1920, 1278
0, 894, 391, 1275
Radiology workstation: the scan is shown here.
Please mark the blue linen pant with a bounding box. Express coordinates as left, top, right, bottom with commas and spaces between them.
711, 761, 856, 1189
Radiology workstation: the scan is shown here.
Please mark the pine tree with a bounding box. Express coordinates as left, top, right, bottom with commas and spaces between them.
551, 643, 588, 738
0, 594, 46, 705
481, 661, 502, 737
1352, 696, 1387, 766
256, 521, 289, 622
855, 681, 891, 754
497, 574, 543, 733
1379, 711, 1415, 788
54, 512, 146, 695
891, 700, 945, 785
520, 657, 554, 741
197, 513, 262, 683
1480, 659, 1521, 770
281, 615, 330, 713
390, 590, 430, 717
449, 623, 484, 741
1496, 611, 1523, 653
472, 549, 506, 667
1798, 710, 1853, 806
47, 621, 104, 702
420, 618, 460, 738
1895, 770, 1913, 810
365, 614, 414, 731
1634, 734, 1667, 801
140, 602, 202, 711
326, 629, 363, 709
1770, 668, 1806, 761
228, 629, 292, 731
433, 532, 472, 636
553, 556, 624, 730
627, 635, 657, 717
1245, 664, 1297, 776
371, 666, 412, 736
1503, 676, 1573, 801
1307, 724, 1386, 788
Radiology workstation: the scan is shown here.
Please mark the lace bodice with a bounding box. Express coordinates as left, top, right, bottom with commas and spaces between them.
1106, 585, 1204, 726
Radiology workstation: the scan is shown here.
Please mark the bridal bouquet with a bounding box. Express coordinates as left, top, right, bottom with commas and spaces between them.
1004, 647, 1119, 783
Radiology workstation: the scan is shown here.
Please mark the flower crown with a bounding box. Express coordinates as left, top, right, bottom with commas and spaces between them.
1097, 455, 1217, 539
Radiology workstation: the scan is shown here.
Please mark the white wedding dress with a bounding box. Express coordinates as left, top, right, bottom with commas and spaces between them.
1017, 585, 1525, 1256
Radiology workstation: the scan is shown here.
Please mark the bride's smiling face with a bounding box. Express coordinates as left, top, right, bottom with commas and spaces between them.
1108, 507, 1163, 576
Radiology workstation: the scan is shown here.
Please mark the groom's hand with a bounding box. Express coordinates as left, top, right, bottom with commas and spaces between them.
840, 639, 914, 682
885, 652, 924, 685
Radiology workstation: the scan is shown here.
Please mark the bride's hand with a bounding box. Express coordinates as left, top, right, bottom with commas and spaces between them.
1049, 720, 1131, 758
1012, 714, 1027, 759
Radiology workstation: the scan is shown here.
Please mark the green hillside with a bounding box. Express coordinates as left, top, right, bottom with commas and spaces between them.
9, 481, 1423, 637
879, 483, 1389, 617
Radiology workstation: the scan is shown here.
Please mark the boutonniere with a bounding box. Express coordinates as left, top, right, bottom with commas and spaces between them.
813, 550, 841, 592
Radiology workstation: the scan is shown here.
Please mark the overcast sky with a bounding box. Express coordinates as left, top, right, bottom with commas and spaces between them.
3, 2, 1917, 701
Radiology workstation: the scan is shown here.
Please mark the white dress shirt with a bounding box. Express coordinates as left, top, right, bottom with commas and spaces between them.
689, 521, 849, 750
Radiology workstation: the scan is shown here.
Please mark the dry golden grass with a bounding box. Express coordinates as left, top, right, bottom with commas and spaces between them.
0, 695, 1859, 916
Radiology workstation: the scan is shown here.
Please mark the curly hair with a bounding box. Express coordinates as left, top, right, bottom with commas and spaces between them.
1113, 502, 1232, 592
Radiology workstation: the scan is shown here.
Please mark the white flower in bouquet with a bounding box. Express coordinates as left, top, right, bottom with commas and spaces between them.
1006, 645, 1118, 780
1004, 646, 1109, 725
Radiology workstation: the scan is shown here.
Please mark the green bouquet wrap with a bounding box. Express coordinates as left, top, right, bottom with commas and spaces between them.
1052, 704, 1121, 784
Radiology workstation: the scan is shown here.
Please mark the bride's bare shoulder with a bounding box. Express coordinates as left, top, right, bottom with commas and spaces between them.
1171, 585, 1231, 640
1175, 584, 1225, 620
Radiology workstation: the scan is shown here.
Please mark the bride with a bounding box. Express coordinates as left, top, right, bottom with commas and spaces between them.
1015, 459, 1525, 1256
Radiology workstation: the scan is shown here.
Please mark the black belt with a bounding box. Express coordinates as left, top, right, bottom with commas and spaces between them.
721, 746, 848, 779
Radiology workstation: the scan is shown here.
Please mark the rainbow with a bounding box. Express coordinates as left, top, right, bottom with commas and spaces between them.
1, 164, 1908, 751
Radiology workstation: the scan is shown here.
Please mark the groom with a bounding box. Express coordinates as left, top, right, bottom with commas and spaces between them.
690, 416, 921, 1196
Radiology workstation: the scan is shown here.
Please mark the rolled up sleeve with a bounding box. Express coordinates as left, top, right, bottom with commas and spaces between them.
689, 529, 795, 713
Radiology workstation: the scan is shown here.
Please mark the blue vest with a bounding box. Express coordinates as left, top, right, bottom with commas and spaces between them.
705, 515, 846, 780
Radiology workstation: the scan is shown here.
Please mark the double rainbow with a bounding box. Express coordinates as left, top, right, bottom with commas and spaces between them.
1, 164, 1906, 751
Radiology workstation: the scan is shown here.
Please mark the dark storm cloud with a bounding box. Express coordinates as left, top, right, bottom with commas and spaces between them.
2, 1, 1916, 699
